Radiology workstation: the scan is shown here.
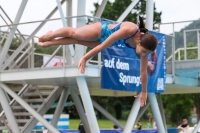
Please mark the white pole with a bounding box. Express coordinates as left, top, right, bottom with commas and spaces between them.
0, 0, 28, 69
117, 0, 140, 23
50, 88, 71, 128
146, 1, 166, 133
149, 93, 166, 133
55, 0, 75, 64
95, 0, 108, 17
145, 0, 154, 30
75, 0, 86, 63
0, 88, 20, 133
123, 98, 140, 133
71, 89, 91, 133
76, 77, 100, 133
92, 100, 125, 130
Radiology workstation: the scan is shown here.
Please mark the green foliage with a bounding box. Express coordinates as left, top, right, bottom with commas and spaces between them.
0, 35, 63, 68
69, 119, 174, 129
1, 35, 63, 55
166, 19, 200, 57
162, 94, 194, 125
92, 0, 162, 30
1, 35, 22, 50
164, 41, 199, 124
174, 42, 198, 60
69, 119, 128, 129
34, 43, 62, 56
92, 96, 134, 119
177, 20, 200, 48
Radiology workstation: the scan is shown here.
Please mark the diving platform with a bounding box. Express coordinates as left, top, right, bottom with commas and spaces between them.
167, 60, 200, 74
1, 65, 200, 96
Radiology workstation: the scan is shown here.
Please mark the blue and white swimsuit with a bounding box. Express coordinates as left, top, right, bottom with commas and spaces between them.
98, 21, 139, 49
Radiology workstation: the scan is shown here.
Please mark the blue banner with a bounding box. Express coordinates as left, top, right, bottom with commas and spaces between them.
101, 30, 166, 93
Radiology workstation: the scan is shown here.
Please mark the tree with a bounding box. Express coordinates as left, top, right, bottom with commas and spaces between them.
92, 0, 162, 30
175, 42, 198, 60
162, 94, 194, 125
166, 42, 200, 125
92, 96, 133, 119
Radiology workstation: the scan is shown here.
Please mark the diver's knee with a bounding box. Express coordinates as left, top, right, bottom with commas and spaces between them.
69, 30, 80, 39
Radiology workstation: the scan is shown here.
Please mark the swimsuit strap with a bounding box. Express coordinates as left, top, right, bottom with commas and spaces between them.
124, 27, 140, 41
123, 27, 139, 49
111, 23, 122, 32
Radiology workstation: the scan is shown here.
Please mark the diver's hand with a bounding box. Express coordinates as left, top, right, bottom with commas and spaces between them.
148, 61, 154, 71
151, 51, 157, 62
78, 57, 86, 74
135, 92, 147, 106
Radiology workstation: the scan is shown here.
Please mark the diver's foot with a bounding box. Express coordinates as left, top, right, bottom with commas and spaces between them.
38, 41, 52, 47
39, 30, 53, 42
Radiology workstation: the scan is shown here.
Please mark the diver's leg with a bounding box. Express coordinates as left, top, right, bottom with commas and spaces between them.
39, 22, 102, 42
38, 37, 100, 48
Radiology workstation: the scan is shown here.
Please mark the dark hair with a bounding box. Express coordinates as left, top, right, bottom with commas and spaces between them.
141, 33, 158, 51
138, 16, 158, 51
138, 16, 148, 33
113, 125, 118, 129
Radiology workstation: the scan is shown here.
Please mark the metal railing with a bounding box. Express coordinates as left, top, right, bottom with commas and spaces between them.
1, 14, 200, 75
166, 47, 198, 61
158, 19, 200, 78
0, 15, 104, 71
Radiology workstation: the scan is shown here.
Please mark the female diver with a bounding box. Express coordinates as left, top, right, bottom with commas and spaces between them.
38, 16, 158, 106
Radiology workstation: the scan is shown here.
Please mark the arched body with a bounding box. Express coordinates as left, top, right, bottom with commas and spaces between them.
38, 17, 158, 106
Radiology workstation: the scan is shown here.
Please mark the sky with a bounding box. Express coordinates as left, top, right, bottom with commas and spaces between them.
0, 0, 200, 36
